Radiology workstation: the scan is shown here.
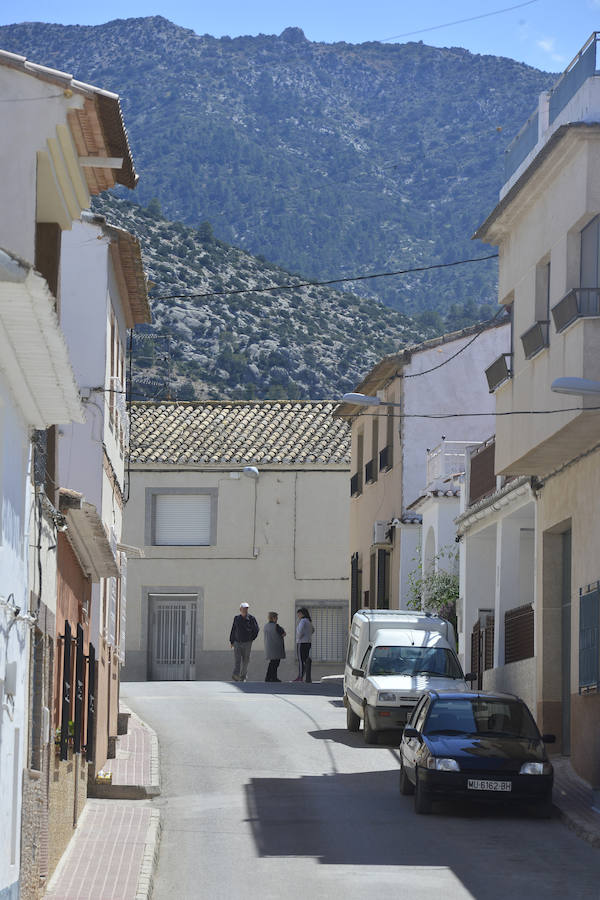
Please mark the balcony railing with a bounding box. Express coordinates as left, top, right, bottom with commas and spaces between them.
379, 445, 392, 472
485, 354, 512, 393
426, 441, 471, 488
504, 110, 539, 183
468, 437, 496, 506
549, 33, 600, 125
520, 320, 549, 359
552, 288, 600, 333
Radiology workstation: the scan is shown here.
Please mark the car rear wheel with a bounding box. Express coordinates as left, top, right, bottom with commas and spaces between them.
399, 761, 414, 795
363, 709, 378, 745
346, 703, 360, 732
414, 770, 432, 814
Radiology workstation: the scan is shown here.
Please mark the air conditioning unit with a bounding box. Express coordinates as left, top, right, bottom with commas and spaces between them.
373, 520, 390, 545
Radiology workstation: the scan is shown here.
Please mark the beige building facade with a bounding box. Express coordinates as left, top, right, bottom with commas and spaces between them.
122, 402, 351, 682
335, 323, 509, 616
476, 33, 600, 785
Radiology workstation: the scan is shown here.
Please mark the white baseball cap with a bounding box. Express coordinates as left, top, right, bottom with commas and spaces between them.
240, 602, 249, 609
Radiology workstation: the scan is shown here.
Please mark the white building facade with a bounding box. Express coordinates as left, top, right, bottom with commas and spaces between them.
122, 402, 351, 683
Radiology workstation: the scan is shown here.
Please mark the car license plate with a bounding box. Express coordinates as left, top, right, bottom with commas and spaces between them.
468, 779, 511, 792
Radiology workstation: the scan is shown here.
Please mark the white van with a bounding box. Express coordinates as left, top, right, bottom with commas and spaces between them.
344, 609, 473, 743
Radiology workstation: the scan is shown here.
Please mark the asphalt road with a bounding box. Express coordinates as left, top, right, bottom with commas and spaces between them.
122, 680, 600, 900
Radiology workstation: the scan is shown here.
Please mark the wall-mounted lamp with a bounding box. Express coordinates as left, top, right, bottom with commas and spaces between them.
242, 466, 260, 479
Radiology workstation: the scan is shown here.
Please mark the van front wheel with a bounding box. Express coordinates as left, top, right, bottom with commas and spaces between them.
346, 704, 360, 732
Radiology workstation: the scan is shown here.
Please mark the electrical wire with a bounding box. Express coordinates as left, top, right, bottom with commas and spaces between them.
380, 0, 541, 42
351, 405, 600, 419
403, 306, 508, 379
149, 252, 499, 302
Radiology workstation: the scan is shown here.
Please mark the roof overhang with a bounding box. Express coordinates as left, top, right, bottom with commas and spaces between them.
60, 490, 119, 581
0, 50, 137, 231
474, 124, 600, 245
0, 249, 84, 427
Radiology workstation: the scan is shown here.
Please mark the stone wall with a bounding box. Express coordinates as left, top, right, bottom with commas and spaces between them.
47, 749, 88, 880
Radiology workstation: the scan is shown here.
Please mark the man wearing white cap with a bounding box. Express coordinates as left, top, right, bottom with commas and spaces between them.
229, 602, 259, 682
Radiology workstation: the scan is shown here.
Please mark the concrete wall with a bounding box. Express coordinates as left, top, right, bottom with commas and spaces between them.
122, 465, 349, 681
0, 376, 32, 897
482, 657, 536, 720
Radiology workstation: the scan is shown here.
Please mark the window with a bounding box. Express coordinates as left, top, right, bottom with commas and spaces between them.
370, 417, 379, 483
302, 603, 348, 662
146, 489, 217, 546
581, 216, 600, 287
376, 548, 390, 609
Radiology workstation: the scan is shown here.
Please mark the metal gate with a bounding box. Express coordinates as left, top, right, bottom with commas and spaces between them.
149, 594, 197, 680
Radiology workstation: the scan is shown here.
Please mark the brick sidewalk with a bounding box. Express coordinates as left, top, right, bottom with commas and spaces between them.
44, 802, 161, 900
94, 706, 160, 799
44, 707, 161, 899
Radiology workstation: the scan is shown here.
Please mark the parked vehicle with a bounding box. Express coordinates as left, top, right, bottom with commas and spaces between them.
344, 609, 472, 744
399, 690, 555, 816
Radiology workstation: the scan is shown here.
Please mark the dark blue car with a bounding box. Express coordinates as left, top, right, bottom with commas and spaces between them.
399, 690, 555, 816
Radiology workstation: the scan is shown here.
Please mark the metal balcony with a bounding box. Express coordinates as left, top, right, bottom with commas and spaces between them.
520, 321, 549, 359
485, 354, 512, 393
552, 288, 600, 333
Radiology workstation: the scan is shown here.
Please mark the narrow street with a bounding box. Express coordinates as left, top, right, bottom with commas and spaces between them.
122, 681, 600, 900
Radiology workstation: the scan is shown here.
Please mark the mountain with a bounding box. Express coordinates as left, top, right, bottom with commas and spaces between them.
0, 18, 555, 318
93, 194, 431, 401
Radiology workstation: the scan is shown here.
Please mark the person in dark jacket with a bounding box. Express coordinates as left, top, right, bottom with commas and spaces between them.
294, 607, 314, 683
263, 612, 286, 682
229, 602, 259, 682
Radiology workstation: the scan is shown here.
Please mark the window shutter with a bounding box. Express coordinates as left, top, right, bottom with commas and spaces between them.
154, 494, 212, 546
579, 586, 600, 692
351, 553, 359, 616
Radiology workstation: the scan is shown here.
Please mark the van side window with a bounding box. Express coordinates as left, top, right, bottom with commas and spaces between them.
360, 646, 372, 671
347, 636, 359, 667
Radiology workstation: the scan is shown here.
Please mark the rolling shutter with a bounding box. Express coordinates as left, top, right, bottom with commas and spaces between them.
153, 493, 212, 546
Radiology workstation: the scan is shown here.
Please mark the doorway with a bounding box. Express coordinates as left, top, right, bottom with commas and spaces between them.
149, 594, 198, 680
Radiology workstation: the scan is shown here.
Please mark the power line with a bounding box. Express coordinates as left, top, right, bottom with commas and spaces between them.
353, 405, 600, 419
404, 306, 508, 379
150, 252, 499, 302
380, 0, 541, 42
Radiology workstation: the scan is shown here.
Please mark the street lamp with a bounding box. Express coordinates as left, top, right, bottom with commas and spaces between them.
550, 377, 600, 396
341, 392, 402, 407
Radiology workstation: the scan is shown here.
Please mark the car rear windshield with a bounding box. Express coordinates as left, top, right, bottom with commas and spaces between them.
423, 698, 540, 739
368, 646, 464, 679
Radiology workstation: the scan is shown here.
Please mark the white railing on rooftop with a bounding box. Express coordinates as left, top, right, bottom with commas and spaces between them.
426, 441, 478, 490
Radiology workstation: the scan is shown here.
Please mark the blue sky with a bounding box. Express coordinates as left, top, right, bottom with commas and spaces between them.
0, 0, 599, 72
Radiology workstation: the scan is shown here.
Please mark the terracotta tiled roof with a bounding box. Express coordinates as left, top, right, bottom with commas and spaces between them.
130, 401, 351, 466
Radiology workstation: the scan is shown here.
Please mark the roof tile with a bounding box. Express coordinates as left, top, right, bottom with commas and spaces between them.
130, 401, 351, 466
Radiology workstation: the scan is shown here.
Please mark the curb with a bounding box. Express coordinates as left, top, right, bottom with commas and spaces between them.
556, 804, 600, 849
135, 808, 162, 900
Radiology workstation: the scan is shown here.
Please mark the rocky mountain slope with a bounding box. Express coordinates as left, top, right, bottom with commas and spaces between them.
95, 195, 430, 401
0, 18, 555, 318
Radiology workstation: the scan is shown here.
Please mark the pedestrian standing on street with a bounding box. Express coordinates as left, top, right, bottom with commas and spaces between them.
230, 602, 259, 682
293, 607, 314, 683
263, 612, 286, 682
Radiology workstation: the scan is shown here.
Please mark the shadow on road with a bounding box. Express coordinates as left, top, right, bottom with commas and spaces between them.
231, 681, 343, 698
244, 769, 589, 898
307, 727, 401, 751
